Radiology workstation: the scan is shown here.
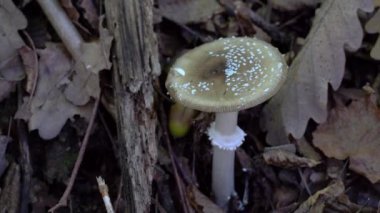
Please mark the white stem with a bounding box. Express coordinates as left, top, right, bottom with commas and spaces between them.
211, 112, 239, 207
37, 0, 83, 59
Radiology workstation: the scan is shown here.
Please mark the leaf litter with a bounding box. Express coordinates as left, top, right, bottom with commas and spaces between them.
313, 92, 380, 183
262, 0, 374, 145
1, 0, 380, 212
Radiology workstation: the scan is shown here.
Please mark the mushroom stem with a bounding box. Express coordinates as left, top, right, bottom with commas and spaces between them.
211, 112, 242, 207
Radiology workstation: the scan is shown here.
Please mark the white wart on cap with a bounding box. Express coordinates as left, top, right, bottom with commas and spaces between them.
165, 37, 287, 112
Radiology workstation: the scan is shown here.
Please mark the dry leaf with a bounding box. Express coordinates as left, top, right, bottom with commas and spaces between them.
296, 138, 322, 162
80, 16, 113, 74
262, 0, 374, 145
365, 9, 380, 60
158, 0, 224, 24
19, 46, 38, 94
0, 0, 27, 81
294, 179, 344, 213
16, 43, 93, 139
269, 0, 320, 11
313, 95, 380, 183
263, 149, 320, 168
188, 186, 223, 213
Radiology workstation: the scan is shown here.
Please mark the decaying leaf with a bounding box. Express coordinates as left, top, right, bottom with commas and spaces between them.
313, 95, 380, 183
294, 179, 344, 213
263, 149, 320, 168
262, 0, 374, 145
16, 43, 93, 140
365, 9, 380, 60
187, 186, 223, 213
158, 0, 224, 24
19, 46, 38, 94
269, 0, 320, 11
0, 0, 27, 81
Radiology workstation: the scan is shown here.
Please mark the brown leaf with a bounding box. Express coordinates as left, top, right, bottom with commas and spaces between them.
263, 149, 320, 168
269, 0, 320, 11
187, 186, 223, 213
294, 180, 344, 213
313, 95, 380, 183
365, 9, 380, 60
262, 0, 374, 145
19, 46, 38, 94
16, 43, 93, 139
158, 0, 224, 24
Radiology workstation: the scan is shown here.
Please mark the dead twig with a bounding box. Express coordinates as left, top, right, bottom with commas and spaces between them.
49, 94, 101, 212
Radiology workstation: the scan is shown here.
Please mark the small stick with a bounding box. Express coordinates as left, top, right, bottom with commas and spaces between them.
49, 95, 101, 212
96, 176, 115, 213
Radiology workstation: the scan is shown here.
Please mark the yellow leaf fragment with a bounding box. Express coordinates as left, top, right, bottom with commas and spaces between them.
263, 149, 320, 168
295, 180, 344, 213
365, 9, 380, 60
263, 0, 374, 145
313, 95, 380, 183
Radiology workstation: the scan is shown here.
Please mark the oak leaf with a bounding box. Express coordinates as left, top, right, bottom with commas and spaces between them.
262, 0, 373, 145
313, 95, 380, 183
16, 43, 92, 140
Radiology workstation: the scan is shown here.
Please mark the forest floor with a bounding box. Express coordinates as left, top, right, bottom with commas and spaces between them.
0, 0, 380, 212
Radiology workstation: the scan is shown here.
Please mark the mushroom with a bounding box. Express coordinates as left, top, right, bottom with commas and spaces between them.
165, 37, 287, 207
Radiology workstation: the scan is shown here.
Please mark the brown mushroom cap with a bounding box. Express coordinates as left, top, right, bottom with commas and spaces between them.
165, 37, 288, 112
